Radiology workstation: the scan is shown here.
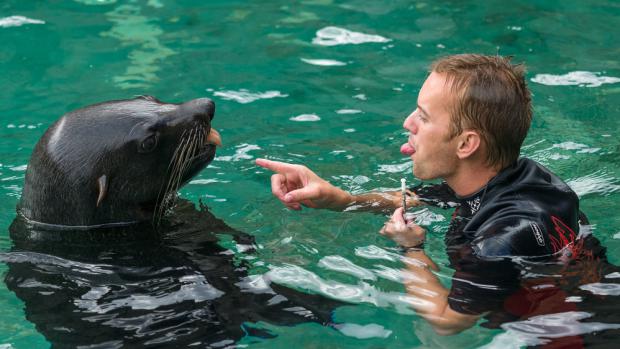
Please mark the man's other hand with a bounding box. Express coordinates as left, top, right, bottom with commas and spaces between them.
380, 207, 426, 248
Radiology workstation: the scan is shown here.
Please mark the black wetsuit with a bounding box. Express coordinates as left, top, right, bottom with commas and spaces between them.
412, 158, 605, 319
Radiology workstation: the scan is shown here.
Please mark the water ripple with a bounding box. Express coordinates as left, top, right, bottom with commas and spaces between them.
336, 323, 392, 339
301, 58, 347, 66
566, 171, 620, 197
101, 4, 175, 89
579, 282, 620, 296
212, 89, 288, 104
336, 109, 362, 114
552, 141, 600, 153
406, 208, 446, 226
531, 71, 620, 88
74, 0, 118, 5
75, 274, 224, 313
0, 16, 45, 28
481, 311, 620, 348
0, 251, 113, 275
317, 255, 377, 281
354, 245, 399, 262
312, 26, 390, 46
189, 179, 231, 185
215, 144, 261, 162
376, 161, 411, 174
265, 264, 426, 313
266, 264, 375, 302
289, 114, 321, 122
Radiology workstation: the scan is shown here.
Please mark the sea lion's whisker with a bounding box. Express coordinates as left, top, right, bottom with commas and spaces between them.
154, 130, 194, 225
153, 126, 204, 226
155, 129, 189, 206
174, 130, 199, 191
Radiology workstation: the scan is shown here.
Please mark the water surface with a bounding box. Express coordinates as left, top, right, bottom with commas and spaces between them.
1, 0, 620, 348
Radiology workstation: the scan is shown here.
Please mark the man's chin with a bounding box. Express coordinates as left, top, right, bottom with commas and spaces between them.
412, 168, 432, 181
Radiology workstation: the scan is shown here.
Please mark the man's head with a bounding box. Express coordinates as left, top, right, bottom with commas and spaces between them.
402, 54, 532, 184
431, 54, 533, 169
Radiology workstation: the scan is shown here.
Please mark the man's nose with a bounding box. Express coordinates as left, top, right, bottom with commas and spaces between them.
403, 113, 417, 134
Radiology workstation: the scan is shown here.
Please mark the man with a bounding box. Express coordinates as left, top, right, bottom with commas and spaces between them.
255, 54, 592, 336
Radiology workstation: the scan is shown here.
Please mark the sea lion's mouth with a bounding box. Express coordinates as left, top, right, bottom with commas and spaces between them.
152, 117, 221, 225
191, 127, 221, 163
205, 128, 221, 147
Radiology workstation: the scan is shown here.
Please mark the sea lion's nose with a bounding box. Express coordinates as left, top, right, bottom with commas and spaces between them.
179, 98, 215, 122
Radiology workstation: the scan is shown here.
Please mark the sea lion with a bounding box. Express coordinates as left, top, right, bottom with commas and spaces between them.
17, 95, 222, 229
4, 96, 343, 347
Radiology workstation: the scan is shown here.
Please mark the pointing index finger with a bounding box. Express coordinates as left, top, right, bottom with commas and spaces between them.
255, 158, 293, 174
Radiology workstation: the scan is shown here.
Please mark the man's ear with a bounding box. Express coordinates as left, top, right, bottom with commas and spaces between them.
456, 131, 481, 159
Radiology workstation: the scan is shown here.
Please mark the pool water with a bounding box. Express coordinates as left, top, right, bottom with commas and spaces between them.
1, 0, 620, 348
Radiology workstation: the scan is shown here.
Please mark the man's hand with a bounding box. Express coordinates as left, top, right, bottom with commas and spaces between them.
255, 158, 352, 210
380, 207, 426, 248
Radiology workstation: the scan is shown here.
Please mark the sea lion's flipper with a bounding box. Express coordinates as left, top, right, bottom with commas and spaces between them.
96, 175, 108, 207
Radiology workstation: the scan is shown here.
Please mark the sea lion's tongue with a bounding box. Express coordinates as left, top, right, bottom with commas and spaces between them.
400, 142, 415, 155
206, 129, 222, 147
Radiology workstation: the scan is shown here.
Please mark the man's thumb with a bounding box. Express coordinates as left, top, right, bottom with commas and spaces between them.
284, 187, 313, 203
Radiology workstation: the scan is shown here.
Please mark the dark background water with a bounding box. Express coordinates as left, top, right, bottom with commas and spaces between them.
1, 0, 619, 347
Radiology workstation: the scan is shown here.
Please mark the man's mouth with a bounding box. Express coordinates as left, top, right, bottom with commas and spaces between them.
401, 142, 415, 156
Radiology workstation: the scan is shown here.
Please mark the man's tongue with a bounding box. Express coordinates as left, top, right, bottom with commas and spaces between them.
400, 143, 415, 155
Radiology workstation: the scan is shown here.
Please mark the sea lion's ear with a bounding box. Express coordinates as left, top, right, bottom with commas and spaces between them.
96, 175, 108, 208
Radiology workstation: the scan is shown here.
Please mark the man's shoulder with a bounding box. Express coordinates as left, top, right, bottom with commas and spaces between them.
471, 214, 553, 258
509, 158, 575, 194
475, 157, 580, 233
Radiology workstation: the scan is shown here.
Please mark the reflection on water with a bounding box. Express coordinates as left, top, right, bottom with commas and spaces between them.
101, 3, 175, 89
483, 312, 620, 348
1, 201, 340, 347
264, 231, 620, 347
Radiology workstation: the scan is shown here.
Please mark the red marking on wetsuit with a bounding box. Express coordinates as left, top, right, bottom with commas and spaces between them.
548, 216, 589, 261
549, 216, 576, 253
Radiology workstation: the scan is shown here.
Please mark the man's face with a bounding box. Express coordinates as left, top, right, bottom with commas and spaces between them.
401, 72, 461, 181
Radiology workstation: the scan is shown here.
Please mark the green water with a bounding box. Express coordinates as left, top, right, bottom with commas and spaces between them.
1, 0, 619, 347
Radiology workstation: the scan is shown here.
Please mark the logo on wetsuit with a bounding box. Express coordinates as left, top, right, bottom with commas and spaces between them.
529, 221, 546, 246
467, 197, 481, 215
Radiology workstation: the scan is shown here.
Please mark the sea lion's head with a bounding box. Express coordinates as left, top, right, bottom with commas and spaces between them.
18, 96, 221, 227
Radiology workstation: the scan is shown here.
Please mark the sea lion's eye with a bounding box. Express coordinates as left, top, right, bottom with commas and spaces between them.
139, 135, 158, 153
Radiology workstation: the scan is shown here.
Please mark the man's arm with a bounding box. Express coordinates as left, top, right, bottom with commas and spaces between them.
401, 249, 480, 335
381, 208, 481, 335
255, 158, 418, 212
